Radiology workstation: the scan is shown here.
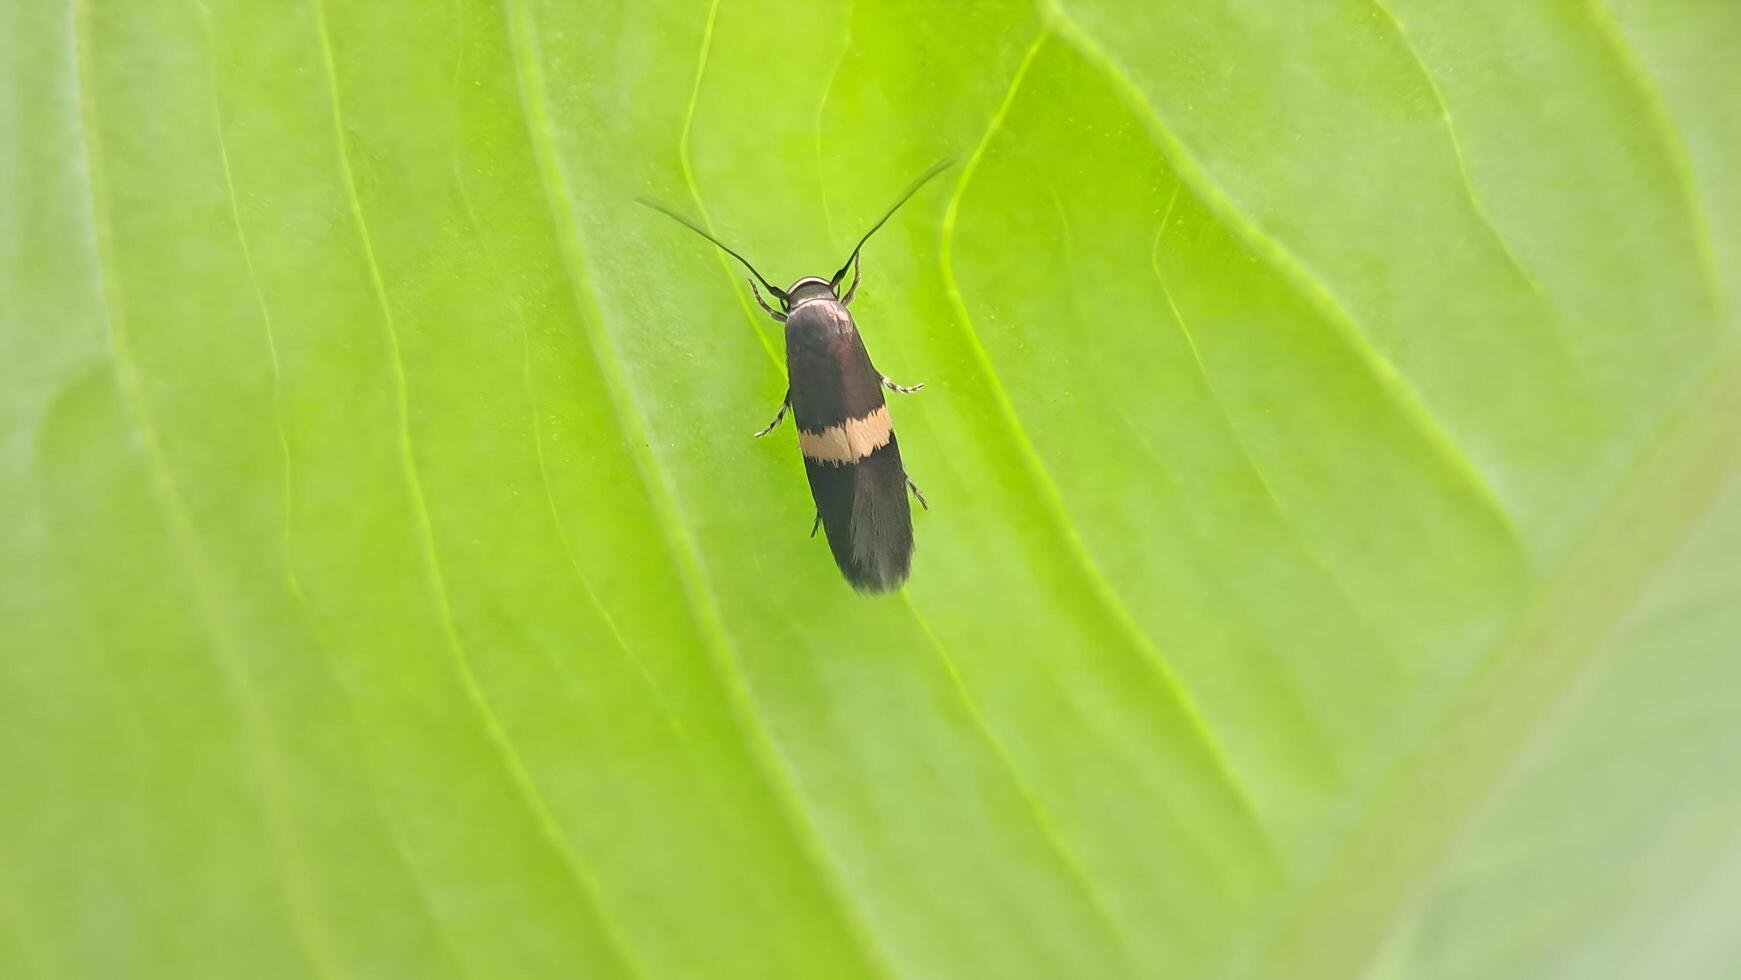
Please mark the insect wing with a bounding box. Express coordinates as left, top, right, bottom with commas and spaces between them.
784, 300, 914, 592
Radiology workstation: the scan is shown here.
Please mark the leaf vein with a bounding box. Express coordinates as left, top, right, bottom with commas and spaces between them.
677, 0, 783, 364
1261, 346, 1741, 978
72, 4, 340, 974
812, 0, 854, 240
1043, 0, 1525, 548
1147, 182, 1388, 672
939, 27, 1281, 861
1587, 0, 1729, 321
500, 3, 894, 975
902, 597, 1142, 973
1366, 0, 1593, 388
308, 2, 644, 975
450, 144, 688, 742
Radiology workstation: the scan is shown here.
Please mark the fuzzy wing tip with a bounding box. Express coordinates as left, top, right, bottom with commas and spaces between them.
844, 569, 909, 595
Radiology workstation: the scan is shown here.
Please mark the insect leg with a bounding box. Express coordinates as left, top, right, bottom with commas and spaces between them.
810, 511, 822, 537
754, 391, 791, 437
748, 278, 787, 321
881, 376, 925, 394
840, 252, 862, 306
905, 475, 929, 510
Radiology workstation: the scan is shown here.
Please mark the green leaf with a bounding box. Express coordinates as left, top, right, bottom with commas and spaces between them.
3, 0, 1737, 977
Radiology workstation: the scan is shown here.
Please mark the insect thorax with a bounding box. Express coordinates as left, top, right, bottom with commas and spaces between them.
785, 277, 836, 308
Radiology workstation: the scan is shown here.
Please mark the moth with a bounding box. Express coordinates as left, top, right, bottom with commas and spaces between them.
643, 160, 952, 593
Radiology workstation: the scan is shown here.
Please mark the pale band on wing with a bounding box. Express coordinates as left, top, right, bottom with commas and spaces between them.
798, 405, 893, 465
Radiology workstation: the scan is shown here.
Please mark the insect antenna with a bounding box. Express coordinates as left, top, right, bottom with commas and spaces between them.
639, 199, 788, 303
829, 159, 955, 290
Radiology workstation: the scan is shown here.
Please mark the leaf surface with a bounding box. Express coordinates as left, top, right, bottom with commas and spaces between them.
2, 0, 1737, 977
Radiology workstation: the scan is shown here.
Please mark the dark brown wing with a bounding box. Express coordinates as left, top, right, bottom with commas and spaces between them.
802, 437, 913, 593
784, 299, 913, 593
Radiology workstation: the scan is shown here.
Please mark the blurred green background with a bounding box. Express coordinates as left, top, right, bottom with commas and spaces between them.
4, 0, 1739, 977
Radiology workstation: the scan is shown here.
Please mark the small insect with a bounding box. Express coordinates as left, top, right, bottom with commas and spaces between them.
643, 160, 952, 593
